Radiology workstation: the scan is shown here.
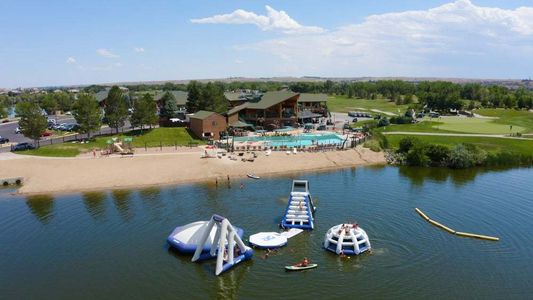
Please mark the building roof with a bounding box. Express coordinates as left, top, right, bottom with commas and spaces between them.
224, 92, 244, 102
247, 91, 298, 110
227, 102, 249, 115
298, 93, 328, 103
154, 91, 188, 106
95, 90, 109, 102
189, 110, 218, 120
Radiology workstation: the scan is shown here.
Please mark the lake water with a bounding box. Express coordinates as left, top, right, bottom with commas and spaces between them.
1, 166, 532, 299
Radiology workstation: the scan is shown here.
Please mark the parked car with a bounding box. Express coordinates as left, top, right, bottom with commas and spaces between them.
429, 112, 440, 118
41, 131, 53, 137
352, 118, 358, 123
14, 127, 21, 134
343, 123, 351, 130
64, 124, 80, 132
417, 112, 425, 118
317, 124, 327, 131
348, 111, 357, 117
11, 142, 35, 151
0, 136, 9, 144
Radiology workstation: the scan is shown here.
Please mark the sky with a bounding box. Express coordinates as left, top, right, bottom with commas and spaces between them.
0, 0, 532, 88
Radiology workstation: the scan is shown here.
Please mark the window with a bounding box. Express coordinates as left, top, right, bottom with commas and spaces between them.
212, 121, 217, 126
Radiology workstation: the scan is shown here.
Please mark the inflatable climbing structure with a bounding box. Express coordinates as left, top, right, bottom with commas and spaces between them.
191, 214, 253, 276
280, 180, 316, 230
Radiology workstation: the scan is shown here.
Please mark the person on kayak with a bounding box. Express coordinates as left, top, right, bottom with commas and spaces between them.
297, 257, 310, 267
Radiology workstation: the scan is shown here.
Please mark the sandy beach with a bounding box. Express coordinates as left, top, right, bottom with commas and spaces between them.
0, 146, 385, 195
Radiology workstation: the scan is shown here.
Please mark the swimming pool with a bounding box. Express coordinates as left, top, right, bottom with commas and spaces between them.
234, 133, 345, 148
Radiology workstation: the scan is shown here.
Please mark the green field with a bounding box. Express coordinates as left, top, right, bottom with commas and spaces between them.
476, 109, 533, 133
378, 108, 532, 135
385, 134, 533, 155
327, 96, 407, 115
18, 128, 204, 157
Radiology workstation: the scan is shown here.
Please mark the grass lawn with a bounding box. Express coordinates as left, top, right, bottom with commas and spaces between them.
379, 114, 531, 135
386, 134, 533, 155
17, 127, 204, 157
327, 95, 408, 114
476, 108, 533, 133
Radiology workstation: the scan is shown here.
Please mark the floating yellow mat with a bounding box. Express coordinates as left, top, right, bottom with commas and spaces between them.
415, 208, 499, 241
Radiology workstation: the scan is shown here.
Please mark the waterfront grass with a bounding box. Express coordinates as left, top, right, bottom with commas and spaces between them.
385, 134, 533, 155
327, 95, 408, 114
16, 128, 204, 157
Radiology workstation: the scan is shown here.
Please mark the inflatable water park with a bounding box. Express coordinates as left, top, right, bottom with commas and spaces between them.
323, 224, 371, 255
280, 180, 316, 230
167, 179, 372, 276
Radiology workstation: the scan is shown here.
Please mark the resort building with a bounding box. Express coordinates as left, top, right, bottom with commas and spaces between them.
226, 91, 301, 130
226, 91, 328, 130
189, 110, 227, 140
297, 93, 329, 117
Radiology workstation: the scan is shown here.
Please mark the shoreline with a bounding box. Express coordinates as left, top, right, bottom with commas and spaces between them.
0, 147, 386, 196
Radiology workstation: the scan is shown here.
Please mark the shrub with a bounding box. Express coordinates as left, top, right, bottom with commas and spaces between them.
377, 117, 390, 127
398, 136, 419, 153
406, 144, 429, 166
390, 116, 413, 124
425, 144, 451, 166
363, 140, 381, 152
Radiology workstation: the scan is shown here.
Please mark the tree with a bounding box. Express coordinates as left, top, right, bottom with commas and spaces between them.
202, 82, 227, 114
131, 93, 158, 131
0, 101, 7, 119
425, 144, 451, 166
41, 94, 58, 115
16, 102, 47, 147
72, 94, 102, 139
104, 86, 128, 133
56, 92, 74, 112
186, 81, 202, 113
159, 92, 179, 119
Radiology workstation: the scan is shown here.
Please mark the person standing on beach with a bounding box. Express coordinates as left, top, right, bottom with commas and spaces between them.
93, 149, 96, 158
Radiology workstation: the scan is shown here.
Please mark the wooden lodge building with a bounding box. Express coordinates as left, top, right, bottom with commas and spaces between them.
226, 91, 328, 130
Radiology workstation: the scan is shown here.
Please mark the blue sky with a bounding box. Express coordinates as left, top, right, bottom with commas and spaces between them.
0, 0, 532, 88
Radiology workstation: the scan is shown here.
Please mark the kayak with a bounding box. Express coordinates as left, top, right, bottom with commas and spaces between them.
247, 174, 260, 179
285, 263, 318, 271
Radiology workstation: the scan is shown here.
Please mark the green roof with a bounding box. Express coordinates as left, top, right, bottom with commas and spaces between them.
95, 90, 109, 102
247, 91, 298, 110
298, 93, 328, 103
224, 92, 244, 101
190, 110, 216, 120
227, 102, 249, 115
154, 91, 188, 106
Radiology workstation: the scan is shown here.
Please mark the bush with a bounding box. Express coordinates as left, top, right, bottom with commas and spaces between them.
425, 144, 451, 166
390, 116, 413, 124
377, 117, 390, 127
406, 144, 429, 166
363, 140, 381, 152
398, 136, 419, 153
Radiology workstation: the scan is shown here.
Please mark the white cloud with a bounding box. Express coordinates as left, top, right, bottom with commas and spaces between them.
238, 0, 533, 77
191, 5, 324, 34
134, 47, 145, 53
66, 57, 76, 64
96, 48, 119, 58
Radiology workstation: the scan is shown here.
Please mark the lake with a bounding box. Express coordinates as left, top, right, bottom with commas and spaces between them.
1, 166, 532, 299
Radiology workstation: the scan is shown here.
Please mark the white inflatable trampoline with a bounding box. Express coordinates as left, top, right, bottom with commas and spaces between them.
324, 224, 371, 255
